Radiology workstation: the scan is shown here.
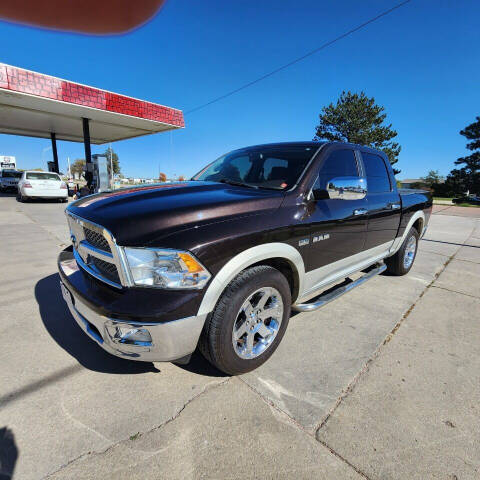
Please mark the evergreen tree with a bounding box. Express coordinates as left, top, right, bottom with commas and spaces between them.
314, 91, 401, 174
454, 116, 480, 194
421, 170, 444, 187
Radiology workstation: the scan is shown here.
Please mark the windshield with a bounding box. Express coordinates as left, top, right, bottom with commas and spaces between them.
26, 172, 61, 181
193, 145, 318, 190
2, 171, 22, 178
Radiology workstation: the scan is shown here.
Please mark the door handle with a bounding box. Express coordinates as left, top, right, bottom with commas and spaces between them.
353, 208, 368, 216
388, 202, 401, 210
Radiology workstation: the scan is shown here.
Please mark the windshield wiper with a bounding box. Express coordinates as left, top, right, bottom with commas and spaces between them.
217, 178, 259, 189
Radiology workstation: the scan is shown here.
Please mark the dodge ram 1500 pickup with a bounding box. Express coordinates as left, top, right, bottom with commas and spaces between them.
58, 142, 432, 374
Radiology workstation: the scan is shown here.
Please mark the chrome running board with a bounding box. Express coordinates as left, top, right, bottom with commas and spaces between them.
292, 262, 387, 312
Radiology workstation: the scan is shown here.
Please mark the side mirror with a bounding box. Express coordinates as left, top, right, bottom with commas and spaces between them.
326, 177, 367, 200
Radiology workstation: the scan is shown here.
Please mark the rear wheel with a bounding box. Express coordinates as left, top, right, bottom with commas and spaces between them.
199, 265, 291, 375
385, 227, 419, 275
16, 191, 27, 202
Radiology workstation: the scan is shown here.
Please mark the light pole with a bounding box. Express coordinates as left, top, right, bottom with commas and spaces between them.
41, 146, 52, 169
109, 143, 114, 189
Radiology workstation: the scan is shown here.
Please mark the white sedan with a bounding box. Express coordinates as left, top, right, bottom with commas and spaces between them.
17, 171, 68, 202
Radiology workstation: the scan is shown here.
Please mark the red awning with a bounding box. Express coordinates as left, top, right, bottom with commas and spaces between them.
0, 63, 184, 144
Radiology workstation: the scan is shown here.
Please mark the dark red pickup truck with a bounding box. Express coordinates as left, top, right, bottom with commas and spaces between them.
58, 141, 432, 374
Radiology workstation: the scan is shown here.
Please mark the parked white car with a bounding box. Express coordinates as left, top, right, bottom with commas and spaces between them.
0, 169, 22, 192
17, 171, 68, 202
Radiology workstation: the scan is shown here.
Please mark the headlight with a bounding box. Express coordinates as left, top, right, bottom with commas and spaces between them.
123, 247, 211, 289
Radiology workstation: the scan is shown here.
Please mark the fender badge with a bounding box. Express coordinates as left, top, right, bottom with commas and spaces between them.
298, 238, 310, 247
313, 233, 330, 243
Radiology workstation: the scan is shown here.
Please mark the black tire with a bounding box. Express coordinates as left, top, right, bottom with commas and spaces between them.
199, 265, 291, 375
385, 227, 419, 276
16, 192, 27, 202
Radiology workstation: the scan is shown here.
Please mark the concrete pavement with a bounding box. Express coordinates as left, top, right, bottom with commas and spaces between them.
0, 194, 479, 479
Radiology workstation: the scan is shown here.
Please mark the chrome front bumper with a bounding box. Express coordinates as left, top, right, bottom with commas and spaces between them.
60, 281, 208, 362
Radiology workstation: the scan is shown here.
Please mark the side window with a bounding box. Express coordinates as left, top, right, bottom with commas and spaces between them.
317, 149, 358, 189
362, 153, 391, 193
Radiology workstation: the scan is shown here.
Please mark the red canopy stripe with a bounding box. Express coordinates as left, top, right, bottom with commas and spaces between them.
0, 64, 184, 128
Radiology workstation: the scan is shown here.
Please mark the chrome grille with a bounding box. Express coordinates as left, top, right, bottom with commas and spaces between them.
91, 257, 120, 284
66, 212, 129, 289
83, 227, 111, 253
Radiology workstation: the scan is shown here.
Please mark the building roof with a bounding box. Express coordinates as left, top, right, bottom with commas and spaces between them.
0, 63, 184, 144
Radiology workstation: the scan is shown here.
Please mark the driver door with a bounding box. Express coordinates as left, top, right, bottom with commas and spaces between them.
304, 147, 368, 291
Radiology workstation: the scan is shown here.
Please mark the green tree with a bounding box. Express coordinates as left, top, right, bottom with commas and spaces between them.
433, 168, 469, 198
71, 159, 85, 178
104, 147, 121, 176
314, 91, 401, 173
421, 170, 444, 187
454, 116, 480, 194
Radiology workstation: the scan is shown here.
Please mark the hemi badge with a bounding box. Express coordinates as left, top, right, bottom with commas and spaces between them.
298, 238, 310, 247
313, 233, 330, 243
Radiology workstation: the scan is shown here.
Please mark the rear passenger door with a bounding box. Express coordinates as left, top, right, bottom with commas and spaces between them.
361, 152, 401, 251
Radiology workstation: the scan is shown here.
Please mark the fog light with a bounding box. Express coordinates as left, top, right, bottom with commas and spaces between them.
107, 324, 152, 346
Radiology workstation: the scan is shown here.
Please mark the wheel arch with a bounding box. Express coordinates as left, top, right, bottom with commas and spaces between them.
197, 243, 305, 316
412, 216, 424, 235
390, 210, 425, 255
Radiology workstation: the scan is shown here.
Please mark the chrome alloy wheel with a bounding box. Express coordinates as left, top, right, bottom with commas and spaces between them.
232, 287, 284, 360
403, 235, 417, 269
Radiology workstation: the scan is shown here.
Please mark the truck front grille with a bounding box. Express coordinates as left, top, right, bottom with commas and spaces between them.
83, 227, 111, 253
67, 212, 127, 289
91, 257, 121, 284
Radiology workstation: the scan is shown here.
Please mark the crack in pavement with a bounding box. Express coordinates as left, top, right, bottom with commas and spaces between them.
313, 222, 477, 441
238, 377, 372, 479
431, 284, 480, 300
42, 378, 231, 479
312, 255, 454, 436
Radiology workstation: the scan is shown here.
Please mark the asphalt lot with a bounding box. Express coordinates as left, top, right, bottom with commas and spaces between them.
0, 194, 479, 480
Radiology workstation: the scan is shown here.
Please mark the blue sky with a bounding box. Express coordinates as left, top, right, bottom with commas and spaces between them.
1, 0, 479, 179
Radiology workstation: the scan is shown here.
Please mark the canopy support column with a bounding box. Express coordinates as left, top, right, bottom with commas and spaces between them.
82, 117, 93, 189
50, 132, 59, 173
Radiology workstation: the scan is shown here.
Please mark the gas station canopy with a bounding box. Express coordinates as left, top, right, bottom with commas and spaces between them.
0, 63, 184, 144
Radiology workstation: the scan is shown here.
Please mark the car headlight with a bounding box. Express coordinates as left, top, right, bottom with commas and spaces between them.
123, 247, 211, 289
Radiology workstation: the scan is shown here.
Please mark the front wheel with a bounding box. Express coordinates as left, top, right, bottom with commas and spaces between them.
385, 227, 419, 275
199, 265, 291, 375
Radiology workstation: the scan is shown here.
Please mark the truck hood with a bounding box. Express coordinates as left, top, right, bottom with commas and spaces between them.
67, 181, 284, 246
